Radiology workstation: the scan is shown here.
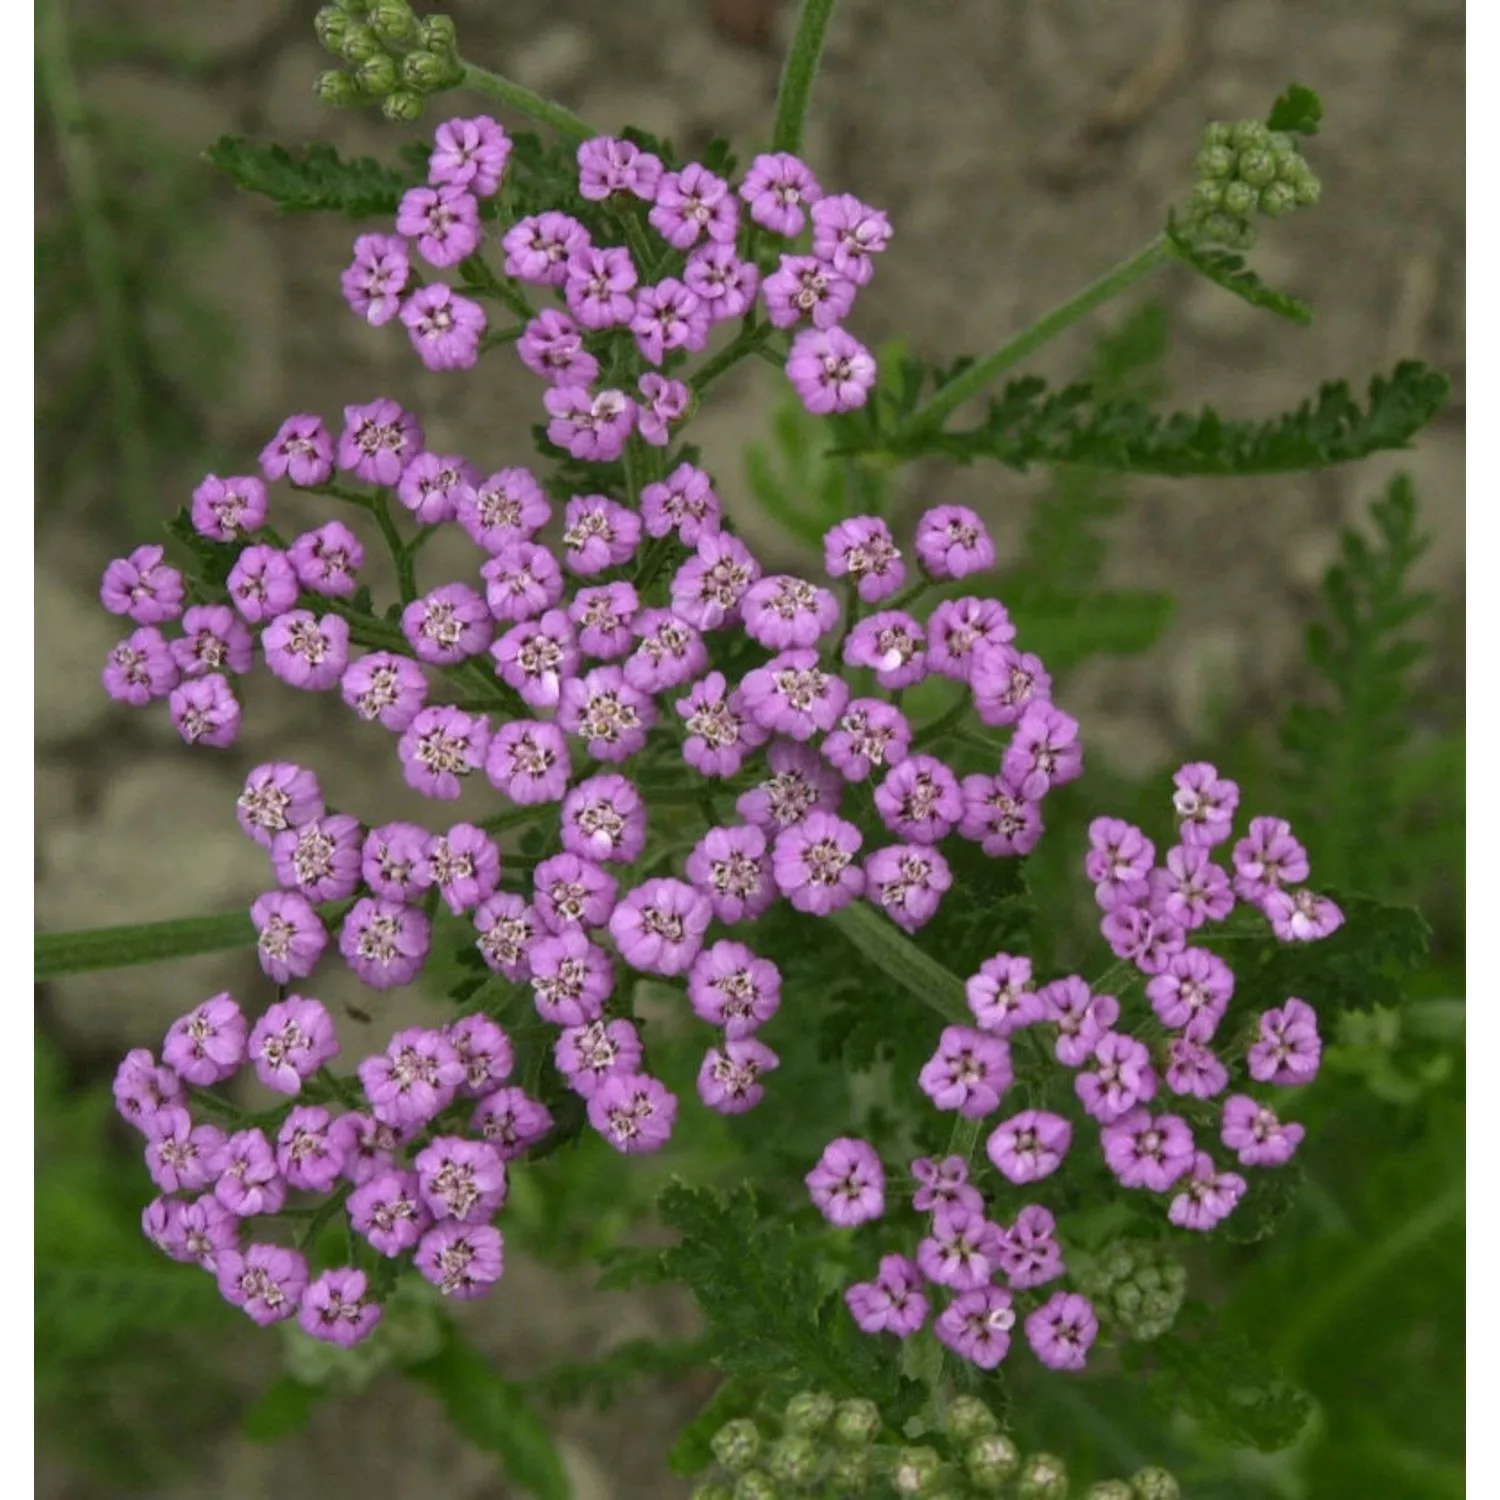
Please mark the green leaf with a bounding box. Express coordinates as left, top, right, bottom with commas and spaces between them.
36, 908, 261, 980
242, 1375, 330, 1443
1165, 217, 1312, 326
643, 1181, 902, 1404
1127, 1302, 1313, 1452
1006, 584, 1175, 674
406, 1332, 570, 1500
1267, 83, 1324, 136
1246, 892, 1431, 1017
204, 136, 412, 217
845, 361, 1448, 477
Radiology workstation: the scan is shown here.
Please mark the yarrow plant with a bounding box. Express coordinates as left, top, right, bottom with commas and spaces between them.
41, 3, 1451, 1493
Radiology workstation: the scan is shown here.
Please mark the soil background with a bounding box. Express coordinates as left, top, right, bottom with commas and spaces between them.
36, 1, 1464, 1497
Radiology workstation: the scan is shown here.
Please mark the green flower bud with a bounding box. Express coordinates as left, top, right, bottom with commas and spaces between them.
1087, 1483, 1134, 1500
1230, 118, 1270, 150
1202, 121, 1234, 150
1259, 182, 1298, 218
691, 1485, 735, 1500
941, 1395, 998, 1443
354, 52, 399, 97
380, 88, 425, 123
337, 0, 374, 15
1188, 181, 1225, 216
417, 14, 458, 53
314, 69, 366, 107
1017, 1453, 1070, 1500
766, 1434, 823, 1488
833, 1398, 881, 1445
826, 1449, 875, 1495
1237, 146, 1279, 188
732, 1471, 780, 1500
1131, 1467, 1181, 1500
337, 23, 384, 63
1195, 144, 1235, 180
314, 6, 353, 53
964, 1434, 1022, 1492
369, 1, 420, 48
401, 48, 464, 91
713, 1419, 764, 1475
1291, 173, 1322, 207
1220, 180, 1258, 217
889, 1447, 945, 1497
783, 1390, 837, 1436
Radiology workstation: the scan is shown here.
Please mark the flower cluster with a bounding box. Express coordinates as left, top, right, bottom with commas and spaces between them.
339, 111, 886, 425
806, 770, 1340, 1371
102, 298, 1099, 1342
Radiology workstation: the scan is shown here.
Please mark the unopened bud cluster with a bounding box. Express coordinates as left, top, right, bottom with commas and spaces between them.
690, 1391, 1176, 1498
1184, 119, 1320, 250
315, 0, 461, 122
1071, 1240, 1187, 1343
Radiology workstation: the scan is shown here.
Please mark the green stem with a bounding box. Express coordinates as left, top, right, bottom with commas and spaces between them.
770, 0, 841, 154
370, 489, 417, 603
459, 61, 594, 142
37, 909, 259, 980
826, 902, 971, 1025
891, 235, 1173, 442
690, 321, 774, 397
38, 0, 154, 532
910, 692, 970, 751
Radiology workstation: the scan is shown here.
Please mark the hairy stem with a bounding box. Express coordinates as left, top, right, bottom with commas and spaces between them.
459, 62, 594, 142
771, 0, 841, 155
891, 235, 1173, 442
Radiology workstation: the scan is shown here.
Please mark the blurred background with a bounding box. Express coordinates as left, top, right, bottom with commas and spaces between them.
35, 0, 1463, 1496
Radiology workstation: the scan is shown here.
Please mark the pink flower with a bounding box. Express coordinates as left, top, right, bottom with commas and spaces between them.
502, 212, 590, 284
1247, 998, 1322, 1085
1168, 1150, 1248, 1230
341, 233, 409, 326
217, 1244, 307, 1325
299, 1267, 383, 1347
785, 326, 876, 414
100, 544, 184, 625
247, 995, 338, 1095
845, 1255, 927, 1337
415, 1223, 505, 1299
576, 135, 662, 201
192, 473, 269, 539
430, 115, 511, 196
607, 877, 713, 977
262, 611, 351, 692
772, 810, 866, 914
259, 420, 331, 488
740, 152, 822, 235
1221, 1094, 1305, 1167
649, 163, 738, 248
1101, 1108, 1196, 1191
402, 284, 486, 371
586, 1073, 678, 1154
697, 1037, 780, 1114
918, 1027, 1013, 1119
810, 193, 891, 285
987, 1110, 1072, 1184
1025, 1292, 1098, 1371
934, 1286, 1015, 1370
806, 1138, 885, 1226
395, 184, 480, 268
